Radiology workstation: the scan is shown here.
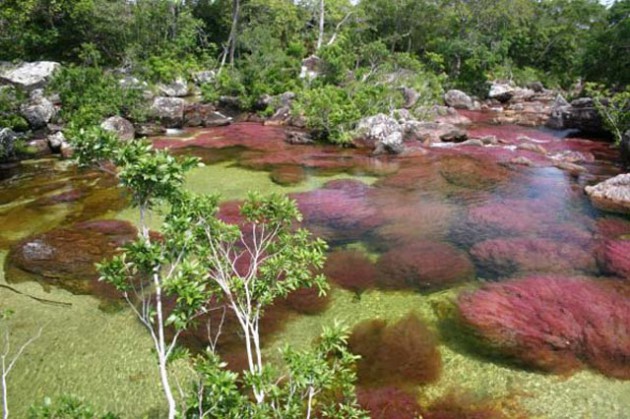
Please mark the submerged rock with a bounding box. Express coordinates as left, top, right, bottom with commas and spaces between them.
585, 173, 630, 215
6, 220, 137, 298
458, 276, 630, 379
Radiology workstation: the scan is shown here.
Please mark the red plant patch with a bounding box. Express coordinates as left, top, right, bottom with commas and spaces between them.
349, 314, 442, 386
458, 275, 630, 378
357, 386, 420, 419
324, 249, 378, 294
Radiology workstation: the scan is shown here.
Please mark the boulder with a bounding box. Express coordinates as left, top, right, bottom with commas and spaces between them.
100, 116, 135, 141
0, 61, 60, 90
47, 131, 65, 152
401, 87, 420, 109
20, 89, 55, 129
150, 97, 186, 128
585, 173, 630, 215
192, 70, 216, 85
158, 77, 189, 97
488, 82, 514, 102
135, 123, 166, 137
404, 121, 467, 143
218, 95, 242, 110
0, 128, 19, 162
285, 130, 313, 145
527, 81, 545, 92
300, 55, 321, 81
547, 97, 605, 134
354, 114, 405, 154
444, 89, 473, 109
183, 103, 231, 127
25, 139, 52, 157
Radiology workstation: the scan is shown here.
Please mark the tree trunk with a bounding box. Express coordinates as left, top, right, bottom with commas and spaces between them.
316, 0, 325, 51
228, 0, 241, 65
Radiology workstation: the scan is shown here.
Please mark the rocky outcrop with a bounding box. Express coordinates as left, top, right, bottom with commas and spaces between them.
585, 173, 630, 215
20, 89, 55, 129
47, 131, 65, 152
100, 116, 135, 141
0, 128, 19, 162
547, 97, 605, 135
488, 82, 515, 102
0, 61, 60, 90
150, 97, 186, 128
444, 89, 473, 110
158, 77, 189, 97
404, 121, 467, 144
183, 103, 231, 127
354, 114, 405, 154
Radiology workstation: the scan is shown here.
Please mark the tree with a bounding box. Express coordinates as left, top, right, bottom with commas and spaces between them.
68, 126, 365, 418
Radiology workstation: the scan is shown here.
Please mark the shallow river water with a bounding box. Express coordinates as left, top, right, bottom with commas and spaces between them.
1, 116, 629, 418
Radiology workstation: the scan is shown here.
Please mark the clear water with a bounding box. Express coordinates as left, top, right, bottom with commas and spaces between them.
1, 120, 628, 417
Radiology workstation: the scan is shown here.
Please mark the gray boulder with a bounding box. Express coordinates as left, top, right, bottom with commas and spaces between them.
488, 82, 515, 102
444, 90, 473, 109
47, 131, 65, 152
354, 114, 405, 155
585, 173, 630, 215
547, 97, 605, 134
193, 70, 216, 86
404, 121, 467, 144
158, 78, 189, 97
0, 61, 60, 90
20, 90, 55, 129
100, 116, 135, 141
151, 97, 186, 128
401, 87, 420, 109
0, 128, 19, 161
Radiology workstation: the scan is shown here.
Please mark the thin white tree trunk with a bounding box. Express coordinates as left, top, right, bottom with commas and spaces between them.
154, 273, 177, 419
316, 0, 325, 50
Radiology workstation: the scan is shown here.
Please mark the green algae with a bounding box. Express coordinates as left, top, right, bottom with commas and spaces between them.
0, 251, 192, 417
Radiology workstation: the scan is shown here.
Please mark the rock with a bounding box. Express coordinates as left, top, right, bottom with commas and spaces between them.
420, 105, 473, 125
509, 156, 534, 166
458, 276, 630, 378
0, 61, 60, 90
219, 95, 242, 110
150, 97, 186, 128
47, 131, 65, 152
547, 97, 605, 134
192, 70, 215, 85
459, 139, 484, 147
265, 106, 292, 125
6, 220, 137, 299
621, 130, 630, 169
100, 116, 135, 141
285, 130, 314, 145
401, 87, 420, 109
25, 139, 52, 157
585, 173, 630, 215
183, 103, 231, 127
135, 123, 166, 137
404, 121, 467, 143
60, 141, 74, 159
550, 150, 595, 164
553, 161, 587, 175
488, 82, 514, 102
510, 87, 536, 102
0, 128, 19, 161
517, 142, 547, 154
354, 114, 404, 154
300, 55, 321, 81
527, 81, 545, 92
158, 77, 189, 97
374, 131, 404, 155
444, 89, 473, 109
20, 90, 55, 129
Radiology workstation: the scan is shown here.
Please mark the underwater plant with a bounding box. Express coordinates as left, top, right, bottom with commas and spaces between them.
324, 249, 378, 296
356, 386, 420, 419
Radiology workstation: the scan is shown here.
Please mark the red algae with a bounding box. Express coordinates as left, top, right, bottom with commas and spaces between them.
376, 241, 475, 290
349, 314, 442, 386
458, 276, 630, 378
595, 217, 630, 239
324, 249, 378, 294
420, 391, 526, 419
357, 387, 421, 419
599, 240, 630, 280
470, 237, 597, 278
6, 220, 136, 299
438, 154, 512, 190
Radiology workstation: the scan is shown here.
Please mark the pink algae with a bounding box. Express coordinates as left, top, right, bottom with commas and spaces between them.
458, 276, 630, 378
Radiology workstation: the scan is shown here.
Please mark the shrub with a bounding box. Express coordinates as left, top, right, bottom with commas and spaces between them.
29, 395, 119, 419
49, 66, 147, 127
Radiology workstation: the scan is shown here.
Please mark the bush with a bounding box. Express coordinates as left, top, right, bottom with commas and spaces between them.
29, 395, 119, 419
0, 87, 28, 131
586, 83, 630, 144
49, 66, 147, 127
